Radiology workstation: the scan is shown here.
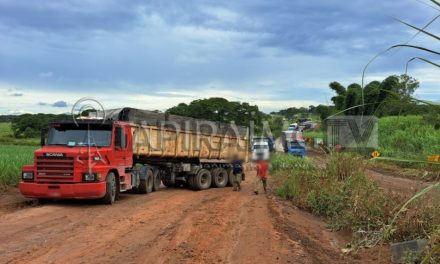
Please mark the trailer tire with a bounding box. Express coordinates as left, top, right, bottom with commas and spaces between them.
187, 175, 195, 190
210, 168, 219, 187
194, 169, 212, 190
152, 168, 161, 192
101, 172, 116, 204
212, 168, 228, 188
138, 169, 154, 194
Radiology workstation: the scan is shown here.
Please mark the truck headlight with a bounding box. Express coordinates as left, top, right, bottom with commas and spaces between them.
22, 172, 34, 180
83, 173, 96, 181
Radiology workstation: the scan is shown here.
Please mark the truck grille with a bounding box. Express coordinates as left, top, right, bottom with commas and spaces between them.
36, 156, 74, 182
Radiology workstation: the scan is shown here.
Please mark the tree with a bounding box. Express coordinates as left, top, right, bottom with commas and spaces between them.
344, 83, 362, 115
267, 115, 285, 138
376, 75, 419, 116
315, 105, 334, 121
270, 107, 309, 119
11, 113, 69, 138
167, 97, 265, 129
363, 81, 381, 115
328, 74, 419, 116
329, 82, 346, 111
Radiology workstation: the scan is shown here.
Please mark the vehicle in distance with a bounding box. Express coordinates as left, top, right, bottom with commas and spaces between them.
251, 137, 270, 161
281, 130, 306, 158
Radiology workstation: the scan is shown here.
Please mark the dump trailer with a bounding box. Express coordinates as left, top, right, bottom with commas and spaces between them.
19, 108, 249, 204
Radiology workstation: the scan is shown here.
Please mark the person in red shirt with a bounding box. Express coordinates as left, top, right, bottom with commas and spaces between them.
254, 160, 269, 195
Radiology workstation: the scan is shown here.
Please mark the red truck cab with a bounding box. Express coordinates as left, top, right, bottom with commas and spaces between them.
19, 120, 134, 204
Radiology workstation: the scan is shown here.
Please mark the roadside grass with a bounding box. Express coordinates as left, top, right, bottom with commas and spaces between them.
0, 123, 39, 146
270, 153, 440, 252
0, 145, 37, 188
303, 130, 326, 140
378, 116, 440, 162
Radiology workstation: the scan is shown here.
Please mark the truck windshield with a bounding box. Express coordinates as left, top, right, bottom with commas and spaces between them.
288, 140, 305, 148
253, 145, 268, 150
47, 125, 112, 147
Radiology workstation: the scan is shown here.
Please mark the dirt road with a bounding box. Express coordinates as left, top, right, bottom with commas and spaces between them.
0, 169, 374, 264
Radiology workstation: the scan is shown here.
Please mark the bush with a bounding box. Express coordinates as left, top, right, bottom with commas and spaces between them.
378, 116, 440, 161
270, 153, 440, 245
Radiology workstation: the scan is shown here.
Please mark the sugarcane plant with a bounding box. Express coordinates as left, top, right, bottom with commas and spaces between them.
361, 0, 440, 262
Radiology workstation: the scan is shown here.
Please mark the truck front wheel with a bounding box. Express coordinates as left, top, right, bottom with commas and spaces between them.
101, 172, 116, 204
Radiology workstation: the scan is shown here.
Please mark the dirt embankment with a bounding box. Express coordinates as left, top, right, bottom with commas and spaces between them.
0, 168, 388, 264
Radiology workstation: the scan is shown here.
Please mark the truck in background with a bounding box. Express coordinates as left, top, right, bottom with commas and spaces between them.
251, 136, 274, 152
19, 108, 249, 204
281, 130, 306, 158
251, 138, 270, 161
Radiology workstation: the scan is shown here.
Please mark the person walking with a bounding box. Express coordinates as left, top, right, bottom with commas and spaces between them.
254, 159, 269, 195
231, 156, 243, 191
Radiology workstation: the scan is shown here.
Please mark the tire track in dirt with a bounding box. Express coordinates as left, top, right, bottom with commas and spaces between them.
0, 169, 359, 264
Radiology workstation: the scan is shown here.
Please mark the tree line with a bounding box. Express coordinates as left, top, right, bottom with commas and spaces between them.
273, 74, 438, 126
4, 75, 438, 140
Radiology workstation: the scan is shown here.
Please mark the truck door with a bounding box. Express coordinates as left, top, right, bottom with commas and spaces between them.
114, 125, 128, 171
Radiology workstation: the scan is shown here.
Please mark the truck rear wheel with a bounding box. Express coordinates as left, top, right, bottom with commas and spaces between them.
138, 169, 153, 194
188, 175, 196, 190
101, 172, 116, 204
210, 168, 219, 187
152, 168, 161, 192
212, 168, 228, 188
194, 169, 212, 190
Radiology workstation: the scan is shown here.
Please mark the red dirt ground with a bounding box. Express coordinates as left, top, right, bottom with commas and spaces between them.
0, 168, 391, 264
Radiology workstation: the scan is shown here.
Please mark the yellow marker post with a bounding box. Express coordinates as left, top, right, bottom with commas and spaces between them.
371, 151, 381, 158
427, 155, 440, 162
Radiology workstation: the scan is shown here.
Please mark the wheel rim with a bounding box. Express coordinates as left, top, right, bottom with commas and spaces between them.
201, 173, 208, 184
218, 172, 225, 182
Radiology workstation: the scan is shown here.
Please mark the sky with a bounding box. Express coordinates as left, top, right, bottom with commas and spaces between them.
0, 0, 439, 114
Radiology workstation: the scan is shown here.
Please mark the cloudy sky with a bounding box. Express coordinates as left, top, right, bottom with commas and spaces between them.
0, 0, 439, 114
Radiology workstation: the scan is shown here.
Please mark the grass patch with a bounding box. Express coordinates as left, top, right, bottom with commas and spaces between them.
303, 130, 326, 140
0, 123, 39, 146
0, 145, 37, 187
378, 116, 440, 162
270, 153, 440, 249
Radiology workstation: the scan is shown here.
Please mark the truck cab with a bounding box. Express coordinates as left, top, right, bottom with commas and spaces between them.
286, 140, 306, 158
252, 140, 270, 161
19, 108, 249, 204
19, 120, 134, 204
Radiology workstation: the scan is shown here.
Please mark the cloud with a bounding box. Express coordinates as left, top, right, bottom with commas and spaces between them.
39, 71, 53, 78
0, 0, 438, 114
6, 88, 23, 96
52, 100, 67, 107
37, 100, 68, 107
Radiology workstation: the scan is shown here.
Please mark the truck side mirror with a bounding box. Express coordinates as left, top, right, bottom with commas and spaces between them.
40, 128, 47, 147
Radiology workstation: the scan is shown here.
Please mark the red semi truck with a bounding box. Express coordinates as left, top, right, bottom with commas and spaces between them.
19, 108, 249, 204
